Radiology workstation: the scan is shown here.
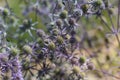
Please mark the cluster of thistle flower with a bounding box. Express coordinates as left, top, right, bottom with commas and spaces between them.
0, 0, 111, 80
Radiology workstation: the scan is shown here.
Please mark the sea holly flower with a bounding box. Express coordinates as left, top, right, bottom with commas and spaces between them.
81, 4, 88, 14
72, 66, 81, 74
10, 47, 20, 57
36, 29, 46, 38
72, 8, 83, 18
69, 36, 77, 44
19, 19, 37, 31
37, 61, 52, 79
56, 36, 64, 44
23, 45, 33, 54
56, 19, 63, 27
87, 62, 95, 70
19, 19, 38, 38
0, 0, 119, 80
51, 28, 59, 36
2, 8, 9, 17
68, 18, 76, 26
79, 56, 86, 65
0, 7, 10, 18
59, 10, 68, 19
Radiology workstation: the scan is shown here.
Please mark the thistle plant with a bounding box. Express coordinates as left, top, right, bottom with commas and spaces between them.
0, 0, 120, 80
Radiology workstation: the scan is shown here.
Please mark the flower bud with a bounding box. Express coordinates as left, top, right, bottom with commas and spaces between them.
56, 19, 62, 27
48, 41, 56, 50
23, 19, 29, 26
65, 34, 70, 40
72, 66, 81, 74
2, 8, 9, 17
9, 16, 15, 23
36, 29, 45, 38
106, 54, 110, 61
23, 19, 31, 29
23, 45, 32, 54
70, 30, 76, 36
10, 47, 20, 56
93, 1, 101, 7
69, 36, 76, 44
87, 63, 95, 70
44, 39, 50, 46
81, 4, 88, 14
37, 38, 44, 47
57, 36, 64, 44
59, 10, 68, 19
52, 29, 59, 36
79, 56, 86, 65
54, 68, 65, 76
68, 18, 75, 25
57, 2, 63, 10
